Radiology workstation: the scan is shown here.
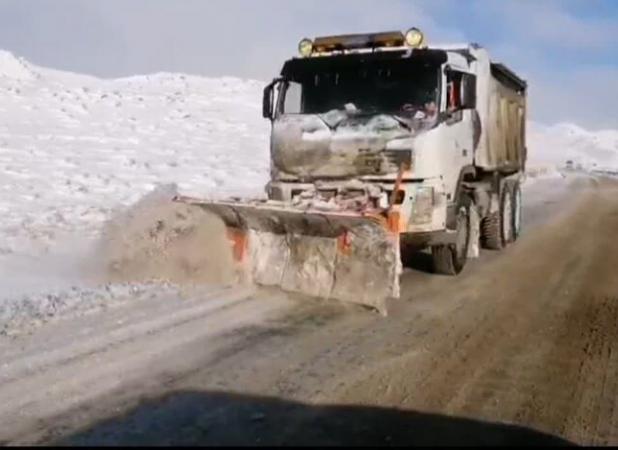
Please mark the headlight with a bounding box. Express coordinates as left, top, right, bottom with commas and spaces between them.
411, 186, 434, 224
298, 38, 313, 57
405, 28, 425, 48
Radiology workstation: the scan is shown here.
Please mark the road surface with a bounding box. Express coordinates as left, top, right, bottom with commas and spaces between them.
1, 176, 617, 446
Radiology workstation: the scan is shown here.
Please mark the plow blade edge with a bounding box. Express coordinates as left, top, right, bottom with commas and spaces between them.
175, 197, 401, 314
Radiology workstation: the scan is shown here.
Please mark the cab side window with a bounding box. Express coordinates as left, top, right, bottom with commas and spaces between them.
282, 81, 302, 114
446, 71, 463, 113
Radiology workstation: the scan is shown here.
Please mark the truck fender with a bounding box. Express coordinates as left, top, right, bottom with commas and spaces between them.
446, 166, 477, 230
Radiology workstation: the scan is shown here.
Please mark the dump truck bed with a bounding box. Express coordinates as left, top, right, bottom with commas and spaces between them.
470, 48, 527, 173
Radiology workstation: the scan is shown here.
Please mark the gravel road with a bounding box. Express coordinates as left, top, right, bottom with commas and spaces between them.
1, 176, 616, 446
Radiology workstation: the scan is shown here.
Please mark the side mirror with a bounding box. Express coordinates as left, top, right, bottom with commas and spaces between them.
262, 78, 283, 120
460, 74, 477, 109
262, 83, 274, 120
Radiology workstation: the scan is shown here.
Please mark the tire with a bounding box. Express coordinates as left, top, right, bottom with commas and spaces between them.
501, 183, 513, 245
432, 197, 470, 275
481, 181, 513, 249
511, 181, 522, 241
480, 210, 502, 250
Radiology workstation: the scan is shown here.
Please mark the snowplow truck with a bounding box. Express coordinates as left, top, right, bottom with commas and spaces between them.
176, 29, 527, 314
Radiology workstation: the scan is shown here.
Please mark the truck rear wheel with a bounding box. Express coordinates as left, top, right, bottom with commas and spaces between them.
432, 200, 470, 275
481, 182, 513, 249
501, 184, 513, 244
511, 181, 522, 241
481, 211, 502, 250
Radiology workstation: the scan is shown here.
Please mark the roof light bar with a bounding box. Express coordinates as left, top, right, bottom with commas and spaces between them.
298, 28, 427, 57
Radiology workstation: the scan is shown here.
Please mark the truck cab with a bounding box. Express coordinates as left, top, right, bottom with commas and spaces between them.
262, 28, 527, 275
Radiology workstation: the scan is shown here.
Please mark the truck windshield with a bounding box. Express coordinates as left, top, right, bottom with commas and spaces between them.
280, 57, 440, 116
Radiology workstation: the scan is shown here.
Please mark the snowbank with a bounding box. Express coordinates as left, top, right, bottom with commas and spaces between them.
527, 122, 618, 172
0, 51, 272, 332
0, 282, 183, 336
0, 50, 39, 80
0, 53, 269, 257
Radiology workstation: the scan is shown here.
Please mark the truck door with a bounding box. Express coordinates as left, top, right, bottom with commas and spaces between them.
439, 68, 476, 202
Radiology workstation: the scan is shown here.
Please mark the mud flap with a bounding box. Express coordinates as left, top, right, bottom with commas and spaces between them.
468, 203, 481, 259
174, 197, 400, 314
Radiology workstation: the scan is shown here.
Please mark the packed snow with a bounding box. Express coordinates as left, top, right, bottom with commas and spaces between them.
0, 50, 616, 331
0, 281, 183, 336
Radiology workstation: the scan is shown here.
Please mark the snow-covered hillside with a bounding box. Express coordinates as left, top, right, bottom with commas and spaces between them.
0, 50, 616, 258
528, 122, 618, 172
0, 51, 269, 256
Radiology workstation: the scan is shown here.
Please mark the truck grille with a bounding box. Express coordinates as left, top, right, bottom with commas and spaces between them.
383, 150, 412, 170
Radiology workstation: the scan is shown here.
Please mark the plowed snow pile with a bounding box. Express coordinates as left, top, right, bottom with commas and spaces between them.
98, 184, 239, 286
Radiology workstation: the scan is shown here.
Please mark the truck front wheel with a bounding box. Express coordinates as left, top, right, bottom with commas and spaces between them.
432, 200, 470, 275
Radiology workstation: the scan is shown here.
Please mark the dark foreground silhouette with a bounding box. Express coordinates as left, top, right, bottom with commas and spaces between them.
56, 390, 574, 446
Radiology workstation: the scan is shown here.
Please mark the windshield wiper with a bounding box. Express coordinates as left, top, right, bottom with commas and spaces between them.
392, 115, 413, 131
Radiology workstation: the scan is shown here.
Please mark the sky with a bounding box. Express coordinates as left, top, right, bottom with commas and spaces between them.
0, 0, 616, 129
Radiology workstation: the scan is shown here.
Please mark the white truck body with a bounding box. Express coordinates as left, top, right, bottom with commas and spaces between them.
180, 32, 528, 313
266, 42, 527, 239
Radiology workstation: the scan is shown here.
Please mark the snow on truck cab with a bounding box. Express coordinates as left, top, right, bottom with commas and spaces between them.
178, 28, 527, 314
263, 29, 527, 259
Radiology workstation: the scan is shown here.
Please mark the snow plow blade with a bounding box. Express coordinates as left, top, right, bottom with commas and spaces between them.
173, 196, 401, 314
